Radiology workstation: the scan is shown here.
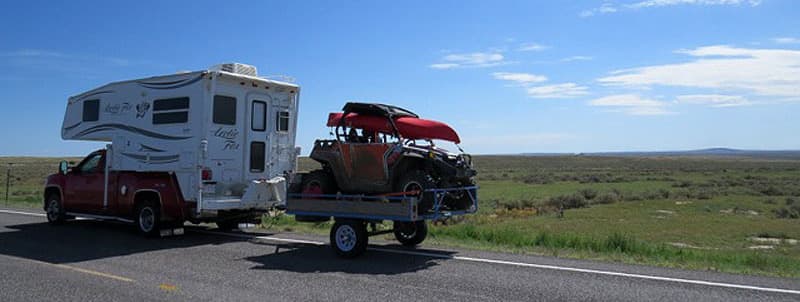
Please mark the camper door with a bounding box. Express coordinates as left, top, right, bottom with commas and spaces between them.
245, 93, 271, 180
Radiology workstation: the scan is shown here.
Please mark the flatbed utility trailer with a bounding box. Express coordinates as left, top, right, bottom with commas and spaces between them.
287, 186, 478, 257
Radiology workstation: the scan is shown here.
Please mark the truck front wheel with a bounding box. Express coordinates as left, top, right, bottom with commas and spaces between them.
135, 202, 161, 237
330, 220, 368, 258
45, 194, 66, 225
393, 220, 428, 246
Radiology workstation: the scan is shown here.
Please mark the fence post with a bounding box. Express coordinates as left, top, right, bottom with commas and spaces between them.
5, 163, 11, 206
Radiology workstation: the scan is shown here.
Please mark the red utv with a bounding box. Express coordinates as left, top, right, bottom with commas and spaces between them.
296, 102, 476, 215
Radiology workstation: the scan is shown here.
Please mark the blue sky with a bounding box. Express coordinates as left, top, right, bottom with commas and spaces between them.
1, 0, 799, 156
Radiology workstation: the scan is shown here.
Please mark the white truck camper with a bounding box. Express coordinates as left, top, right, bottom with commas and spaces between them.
61, 63, 299, 219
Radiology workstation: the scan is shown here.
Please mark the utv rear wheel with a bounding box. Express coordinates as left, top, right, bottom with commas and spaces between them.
393, 220, 428, 246
330, 220, 368, 258
216, 220, 239, 231
45, 194, 66, 225
395, 170, 436, 214
135, 202, 161, 237
300, 170, 337, 196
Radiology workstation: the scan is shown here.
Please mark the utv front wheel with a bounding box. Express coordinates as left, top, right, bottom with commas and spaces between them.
395, 170, 436, 214
393, 220, 428, 246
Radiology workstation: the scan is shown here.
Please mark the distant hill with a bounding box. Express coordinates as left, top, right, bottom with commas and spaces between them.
521, 148, 800, 159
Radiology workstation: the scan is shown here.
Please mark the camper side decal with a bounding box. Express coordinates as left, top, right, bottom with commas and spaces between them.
121, 152, 180, 164
73, 123, 193, 140
137, 73, 204, 90
214, 127, 240, 151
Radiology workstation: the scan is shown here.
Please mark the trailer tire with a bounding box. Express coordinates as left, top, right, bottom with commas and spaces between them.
45, 194, 66, 225
135, 202, 161, 237
393, 220, 427, 246
330, 220, 368, 258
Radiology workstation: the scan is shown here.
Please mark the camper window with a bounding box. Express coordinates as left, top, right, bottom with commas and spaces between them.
153, 97, 190, 125
276, 111, 290, 132
252, 101, 266, 131
213, 95, 237, 125
250, 141, 266, 172
82, 99, 99, 122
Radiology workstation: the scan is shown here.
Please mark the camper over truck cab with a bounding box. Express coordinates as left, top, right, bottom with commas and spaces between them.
45, 63, 300, 235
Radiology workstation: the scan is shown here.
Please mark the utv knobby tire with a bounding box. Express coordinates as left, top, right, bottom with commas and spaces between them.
394, 170, 436, 214
300, 170, 338, 196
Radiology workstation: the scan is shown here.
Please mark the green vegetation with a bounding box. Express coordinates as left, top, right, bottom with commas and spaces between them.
3, 155, 800, 277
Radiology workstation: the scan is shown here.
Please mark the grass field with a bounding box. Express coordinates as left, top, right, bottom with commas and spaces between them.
3, 155, 799, 277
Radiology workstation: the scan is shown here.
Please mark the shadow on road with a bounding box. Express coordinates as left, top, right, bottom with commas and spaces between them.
244, 242, 454, 275
0, 218, 452, 276
0, 219, 246, 264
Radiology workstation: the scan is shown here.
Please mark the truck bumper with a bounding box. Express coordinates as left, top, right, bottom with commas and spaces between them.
201, 176, 286, 211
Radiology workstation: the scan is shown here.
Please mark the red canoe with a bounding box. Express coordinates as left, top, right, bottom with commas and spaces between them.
327, 112, 461, 143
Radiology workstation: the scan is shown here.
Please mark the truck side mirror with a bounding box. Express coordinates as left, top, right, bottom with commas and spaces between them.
58, 161, 69, 175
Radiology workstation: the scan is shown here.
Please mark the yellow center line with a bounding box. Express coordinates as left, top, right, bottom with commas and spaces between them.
0, 254, 135, 283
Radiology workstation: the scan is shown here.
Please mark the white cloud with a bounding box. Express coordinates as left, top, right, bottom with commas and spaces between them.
773, 37, 800, 44
492, 72, 548, 85
526, 83, 588, 99
517, 43, 548, 52
580, 3, 618, 17
628, 0, 761, 9
580, 0, 760, 17
675, 94, 752, 107
560, 56, 593, 62
429, 52, 507, 69
589, 94, 674, 115
598, 45, 800, 99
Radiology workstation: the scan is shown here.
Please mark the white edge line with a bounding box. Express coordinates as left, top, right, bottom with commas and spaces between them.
3, 209, 798, 295
0, 209, 46, 217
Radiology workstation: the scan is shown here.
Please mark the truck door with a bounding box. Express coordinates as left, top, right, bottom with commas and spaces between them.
64, 151, 106, 214
246, 94, 270, 179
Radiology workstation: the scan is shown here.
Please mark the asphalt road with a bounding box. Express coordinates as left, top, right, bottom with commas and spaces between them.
1, 209, 798, 302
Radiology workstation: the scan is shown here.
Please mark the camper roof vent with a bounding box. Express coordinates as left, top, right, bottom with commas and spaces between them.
210, 63, 258, 77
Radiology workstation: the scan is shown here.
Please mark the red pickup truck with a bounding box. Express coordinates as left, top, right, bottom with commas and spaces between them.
44, 149, 190, 236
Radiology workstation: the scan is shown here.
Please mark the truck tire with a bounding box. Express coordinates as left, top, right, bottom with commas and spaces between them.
393, 220, 428, 246
395, 170, 436, 214
135, 202, 161, 237
300, 170, 337, 196
330, 220, 368, 258
45, 194, 66, 225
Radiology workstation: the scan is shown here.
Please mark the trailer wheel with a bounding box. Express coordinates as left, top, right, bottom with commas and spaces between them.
45, 194, 66, 225
135, 202, 161, 237
330, 220, 368, 258
393, 220, 428, 246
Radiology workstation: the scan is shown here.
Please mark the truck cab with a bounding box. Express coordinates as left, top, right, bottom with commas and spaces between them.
44, 149, 188, 236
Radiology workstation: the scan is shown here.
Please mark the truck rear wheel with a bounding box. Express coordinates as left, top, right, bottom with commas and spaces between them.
330, 220, 368, 258
45, 194, 66, 225
135, 202, 161, 237
393, 220, 428, 246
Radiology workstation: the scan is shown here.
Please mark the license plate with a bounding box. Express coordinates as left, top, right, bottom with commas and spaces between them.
203, 184, 216, 194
